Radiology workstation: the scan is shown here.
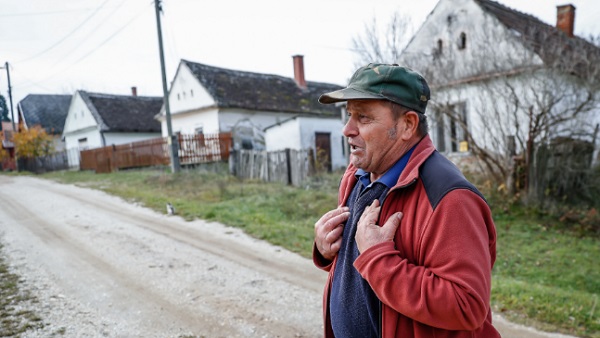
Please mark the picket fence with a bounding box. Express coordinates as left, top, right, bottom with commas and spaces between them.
229, 148, 313, 186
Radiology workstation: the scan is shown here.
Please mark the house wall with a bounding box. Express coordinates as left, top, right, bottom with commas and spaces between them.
162, 103, 288, 136
157, 62, 219, 136
399, 0, 543, 84
220, 109, 290, 133
103, 132, 161, 145
168, 63, 216, 114
63, 127, 102, 167
161, 108, 220, 136
398, 0, 600, 166
265, 119, 301, 150
432, 70, 600, 165
265, 116, 347, 171
63, 92, 103, 152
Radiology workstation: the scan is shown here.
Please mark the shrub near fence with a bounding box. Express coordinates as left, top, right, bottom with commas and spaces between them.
230, 148, 313, 186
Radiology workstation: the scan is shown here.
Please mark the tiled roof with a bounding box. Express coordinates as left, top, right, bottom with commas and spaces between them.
18, 94, 71, 135
79, 91, 162, 133
183, 60, 343, 117
476, 0, 600, 77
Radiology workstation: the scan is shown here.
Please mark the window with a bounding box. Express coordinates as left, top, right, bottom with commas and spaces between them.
434, 110, 446, 152
458, 32, 467, 50
190, 89, 194, 97
78, 137, 88, 150
433, 39, 443, 60
433, 103, 468, 153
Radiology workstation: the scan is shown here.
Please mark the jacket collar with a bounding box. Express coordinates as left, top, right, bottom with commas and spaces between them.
338, 135, 436, 206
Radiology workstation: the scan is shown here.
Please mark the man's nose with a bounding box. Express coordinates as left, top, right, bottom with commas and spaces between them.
342, 119, 357, 137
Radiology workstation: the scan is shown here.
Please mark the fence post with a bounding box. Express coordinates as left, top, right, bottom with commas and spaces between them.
285, 148, 292, 185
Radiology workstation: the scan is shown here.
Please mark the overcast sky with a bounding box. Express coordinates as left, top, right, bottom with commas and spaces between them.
1, 0, 599, 117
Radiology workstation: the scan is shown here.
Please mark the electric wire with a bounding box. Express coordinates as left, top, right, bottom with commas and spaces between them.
16, 0, 112, 63
12, 3, 153, 92
69, 3, 152, 66
0, 7, 98, 18
43, 0, 129, 70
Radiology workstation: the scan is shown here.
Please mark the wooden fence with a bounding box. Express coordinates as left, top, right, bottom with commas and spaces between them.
230, 148, 313, 186
17, 149, 76, 174
80, 133, 232, 173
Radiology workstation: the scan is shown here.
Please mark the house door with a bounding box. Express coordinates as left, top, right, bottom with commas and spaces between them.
315, 132, 332, 172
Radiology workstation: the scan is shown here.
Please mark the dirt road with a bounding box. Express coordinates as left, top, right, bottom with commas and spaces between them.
0, 175, 576, 337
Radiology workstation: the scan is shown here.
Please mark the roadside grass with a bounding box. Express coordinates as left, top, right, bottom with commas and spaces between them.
29, 168, 600, 337
0, 243, 44, 336
491, 210, 599, 337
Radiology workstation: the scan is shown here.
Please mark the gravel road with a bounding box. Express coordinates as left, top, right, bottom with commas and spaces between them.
0, 175, 577, 338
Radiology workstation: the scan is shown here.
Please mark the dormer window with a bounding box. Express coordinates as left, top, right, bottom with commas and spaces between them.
458, 32, 467, 50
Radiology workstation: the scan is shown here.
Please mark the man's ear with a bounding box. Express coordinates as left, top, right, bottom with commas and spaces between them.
400, 111, 419, 140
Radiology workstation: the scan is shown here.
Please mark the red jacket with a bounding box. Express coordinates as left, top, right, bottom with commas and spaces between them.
313, 135, 500, 338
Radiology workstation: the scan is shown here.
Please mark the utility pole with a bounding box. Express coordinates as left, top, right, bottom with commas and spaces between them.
3, 62, 16, 132
154, 0, 180, 173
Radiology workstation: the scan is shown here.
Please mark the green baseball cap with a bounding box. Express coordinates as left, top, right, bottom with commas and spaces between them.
319, 63, 430, 114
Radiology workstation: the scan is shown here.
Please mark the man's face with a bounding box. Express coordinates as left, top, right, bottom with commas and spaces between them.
343, 100, 409, 177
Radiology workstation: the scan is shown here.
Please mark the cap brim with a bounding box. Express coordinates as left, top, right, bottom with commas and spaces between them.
318, 87, 384, 104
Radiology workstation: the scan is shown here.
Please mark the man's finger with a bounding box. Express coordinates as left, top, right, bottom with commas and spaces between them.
381, 212, 403, 240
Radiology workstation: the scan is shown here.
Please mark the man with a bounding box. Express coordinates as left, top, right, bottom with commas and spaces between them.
313, 63, 500, 337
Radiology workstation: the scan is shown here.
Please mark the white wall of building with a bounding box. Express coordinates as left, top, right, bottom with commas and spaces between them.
103, 132, 161, 146
265, 118, 302, 150
62, 92, 101, 151
400, 0, 542, 82
220, 109, 289, 133
397, 0, 600, 166
169, 63, 215, 114
265, 116, 347, 171
161, 108, 220, 136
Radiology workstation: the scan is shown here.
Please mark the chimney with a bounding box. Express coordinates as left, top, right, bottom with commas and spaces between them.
556, 4, 576, 37
292, 55, 307, 88
131, 86, 137, 96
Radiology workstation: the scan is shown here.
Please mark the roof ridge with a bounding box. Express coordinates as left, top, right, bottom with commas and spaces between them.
475, 0, 549, 27
84, 91, 161, 100
183, 59, 296, 82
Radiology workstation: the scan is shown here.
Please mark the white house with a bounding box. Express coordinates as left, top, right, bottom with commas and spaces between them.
264, 115, 346, 171
156, 55, 346, 171
398, 0, 600, 174
62, 89, 162, 166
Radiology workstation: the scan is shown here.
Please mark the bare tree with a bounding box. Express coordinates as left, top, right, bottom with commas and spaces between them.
403, 24, 600, 205
351, 11, 414, 68
352, 7, 600, 206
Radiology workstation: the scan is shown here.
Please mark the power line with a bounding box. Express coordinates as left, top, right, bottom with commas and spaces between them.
10, 66, 59, 93
0, 7, 99, 18
69, 4, 152, 66
43, 0, 129, 69
16, 0, 112, 63
11, 4, 153, 92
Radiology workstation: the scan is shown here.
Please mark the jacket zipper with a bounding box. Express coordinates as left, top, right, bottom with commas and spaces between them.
377, 178, 417, 338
